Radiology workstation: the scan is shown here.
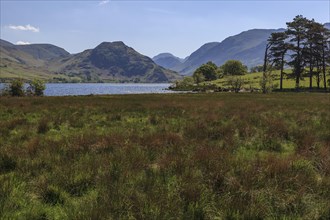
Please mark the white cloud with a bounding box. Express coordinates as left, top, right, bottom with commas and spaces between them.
99, 0, 109, 6
16, 41, 31, 45
8, 24, 40, 33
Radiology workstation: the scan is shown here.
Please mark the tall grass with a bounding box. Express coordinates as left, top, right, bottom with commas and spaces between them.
0, 93, 329, 219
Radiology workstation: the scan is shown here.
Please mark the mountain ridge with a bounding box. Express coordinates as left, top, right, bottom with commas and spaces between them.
0, 40, 181, 83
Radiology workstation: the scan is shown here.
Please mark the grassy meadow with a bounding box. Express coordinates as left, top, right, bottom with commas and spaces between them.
0, 93, 330, 219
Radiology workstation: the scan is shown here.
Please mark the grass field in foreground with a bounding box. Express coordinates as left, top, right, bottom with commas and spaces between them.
0, 93, 329, 219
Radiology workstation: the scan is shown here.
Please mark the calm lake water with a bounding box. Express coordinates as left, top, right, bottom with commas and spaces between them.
0, 83, 175, 96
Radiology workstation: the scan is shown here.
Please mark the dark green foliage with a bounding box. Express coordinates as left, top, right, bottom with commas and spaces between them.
9, 79, 25, 96
286, 15, 309, 90
0, 93, 329, 219
284, 15, 330, 90
193, 61, 219, 82
221, 60, 247, 75
268, 32, 288, 90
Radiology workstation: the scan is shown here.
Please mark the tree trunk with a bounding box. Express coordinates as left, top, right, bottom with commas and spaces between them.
296, 37, 301, 91
263, 43, 271, 93
262, 44, 271, 94
309, 62, 313, 90
280, 53, 284, 91
309, 44, 313, 90
317, 61, 320, 89
322, 41, 327, 90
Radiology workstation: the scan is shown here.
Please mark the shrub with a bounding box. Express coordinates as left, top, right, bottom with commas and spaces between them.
193, 61, 219, 82
27, 79, 46, 96
260, 72, 278, 93
9, 79, 25, 96
226, 76, 245, 93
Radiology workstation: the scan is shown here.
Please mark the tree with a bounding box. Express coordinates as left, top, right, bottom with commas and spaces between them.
9, 79, 25, 96
261, 42, 272, 93
192, 71, 206, 84
221, 60, 247, 75
27, 79, 46, 96
193, 61, 218, 82
320, 28, 330, 90
268, 32, 288, 91
286, 15, 309, 90
303, 19, 325, 90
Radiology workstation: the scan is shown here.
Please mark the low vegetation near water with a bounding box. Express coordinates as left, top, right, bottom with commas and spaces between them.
1, 93, 330, 219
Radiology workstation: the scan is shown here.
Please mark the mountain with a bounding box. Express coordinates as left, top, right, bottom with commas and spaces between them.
16, 44, 70, 61
0, 39, 15, 47
1, 40, 180, 83
152, 53, 184, 69
176, 29, 285, 75
0, 39, 45, 67
49, 41, 181, 83
0, 40, 66, 82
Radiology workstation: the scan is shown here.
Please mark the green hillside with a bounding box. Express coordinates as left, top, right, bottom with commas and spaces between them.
16, 44, 70, 61
0, 59, 82, 83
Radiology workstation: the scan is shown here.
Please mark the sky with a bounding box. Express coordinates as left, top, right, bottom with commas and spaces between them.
1, 0, 329, 58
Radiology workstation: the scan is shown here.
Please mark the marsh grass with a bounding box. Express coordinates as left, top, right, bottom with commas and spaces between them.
0, 93, 329, 219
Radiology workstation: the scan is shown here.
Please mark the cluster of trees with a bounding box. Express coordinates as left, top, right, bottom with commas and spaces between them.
265, 15, 330, 91
192, 60, 247, 84
1, 79, 46, 96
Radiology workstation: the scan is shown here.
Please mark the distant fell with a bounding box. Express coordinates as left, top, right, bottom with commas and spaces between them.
50, 41, 181, 83
16, 44, 70, 61
152, 53, 184, 70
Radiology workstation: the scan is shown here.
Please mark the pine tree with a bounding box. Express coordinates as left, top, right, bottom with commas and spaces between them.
268, 32, 288, 90
286, 15, 309, 90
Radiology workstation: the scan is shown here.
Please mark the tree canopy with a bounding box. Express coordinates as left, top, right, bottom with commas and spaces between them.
265, 15, 330, 91
193, 61, 218, 83
221, 60, 247, 76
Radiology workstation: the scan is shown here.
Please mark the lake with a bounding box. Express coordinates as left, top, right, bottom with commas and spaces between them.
0, 83, 176, 96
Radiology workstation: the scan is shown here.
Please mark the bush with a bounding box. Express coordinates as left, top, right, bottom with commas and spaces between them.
259, 72, 278, 93
226, 76, 245, 93
193, 61, 219, 82
9, 79, 25, 96
27, 79, 46, 96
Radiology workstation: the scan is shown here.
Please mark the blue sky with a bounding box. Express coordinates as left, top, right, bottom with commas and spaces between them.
1, 0, 329, 58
